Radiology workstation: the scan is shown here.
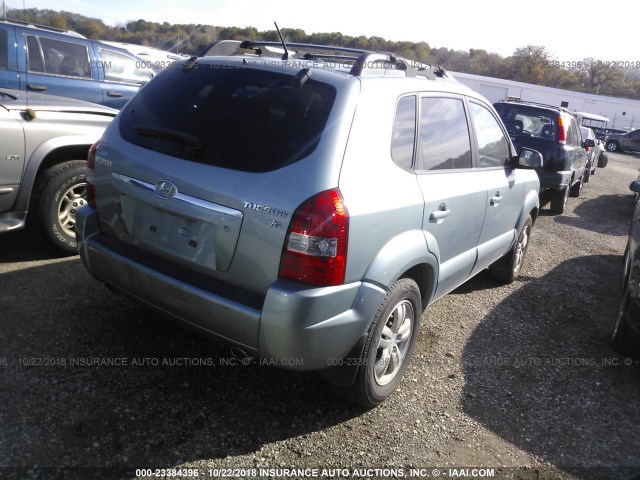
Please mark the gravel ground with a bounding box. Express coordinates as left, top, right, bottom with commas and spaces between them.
1, 152, 639, 480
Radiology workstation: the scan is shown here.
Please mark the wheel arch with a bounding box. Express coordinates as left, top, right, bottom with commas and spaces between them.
14, 137, 95, 213
521, 189, 540, 228
361, 229, 439, 311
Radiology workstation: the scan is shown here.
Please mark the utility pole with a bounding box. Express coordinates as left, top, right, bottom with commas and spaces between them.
2, 0, 6, 20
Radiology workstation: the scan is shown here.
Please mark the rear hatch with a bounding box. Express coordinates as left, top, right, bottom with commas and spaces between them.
90, 58, 355, 296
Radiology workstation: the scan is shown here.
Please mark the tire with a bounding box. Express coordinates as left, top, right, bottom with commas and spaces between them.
33, 160, 88, 254
489, 215, 533, 284
598, 152, 609, 168
338, 278, 421, 407
569, 173, 583, 198
611, 274, 640, 358
550, 186, 569, 214
606, 141, 620, 152
584, 162, 591, 183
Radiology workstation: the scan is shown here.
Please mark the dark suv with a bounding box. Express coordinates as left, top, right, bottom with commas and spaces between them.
605, 129, 640, 153
494, 100, 594, 214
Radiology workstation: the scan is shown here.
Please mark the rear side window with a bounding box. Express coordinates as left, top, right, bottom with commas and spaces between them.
417, 97, 471, 171
120, 65, 336, 172
391, 95, 416, 169
469, 102, 510, 168
26, 36, 91, 78
494, 103, 557, 142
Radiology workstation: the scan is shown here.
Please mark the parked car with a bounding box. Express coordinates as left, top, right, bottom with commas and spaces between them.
77, 41, 542, 407
612, 180, 640, 357
605, 128, 640, 153
0, 88, 117, 252
591, 127, 627, 141
580, 126, 600, 182
574, 112, 610, 145
101, 41, 185, 72
494, 100, 594, 214
0, 19, 152, 109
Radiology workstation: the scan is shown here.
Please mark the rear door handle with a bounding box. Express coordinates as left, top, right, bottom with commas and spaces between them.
429, 204, 450, 223
27, 84, 47, 92
490, 192, 502, 206
106, 91, 123, 98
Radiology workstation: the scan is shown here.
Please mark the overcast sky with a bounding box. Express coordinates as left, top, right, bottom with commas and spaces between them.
7, 0, 634, 62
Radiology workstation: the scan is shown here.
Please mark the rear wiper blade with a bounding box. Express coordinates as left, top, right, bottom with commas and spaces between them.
133, 126, 202, 149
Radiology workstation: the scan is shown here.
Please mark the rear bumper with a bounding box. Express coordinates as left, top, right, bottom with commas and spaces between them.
76, 206, 385, 371
537, 169, 572, 192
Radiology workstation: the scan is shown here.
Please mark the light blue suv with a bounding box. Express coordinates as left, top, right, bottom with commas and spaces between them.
77, 41, 542, 406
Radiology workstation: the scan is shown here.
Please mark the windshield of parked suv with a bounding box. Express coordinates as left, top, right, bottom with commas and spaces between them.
120, 64, 336, 172
494, 104, 558, 142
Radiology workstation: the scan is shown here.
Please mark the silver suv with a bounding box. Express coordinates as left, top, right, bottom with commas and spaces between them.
77, 41, 542, 406
0, 88, 116, 252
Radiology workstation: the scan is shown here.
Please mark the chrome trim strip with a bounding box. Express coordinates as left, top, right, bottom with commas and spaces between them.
111, 173, 243, 219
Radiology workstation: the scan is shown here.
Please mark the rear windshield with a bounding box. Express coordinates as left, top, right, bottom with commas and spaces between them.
119, 63, 336, 172
494, 104, 557, 143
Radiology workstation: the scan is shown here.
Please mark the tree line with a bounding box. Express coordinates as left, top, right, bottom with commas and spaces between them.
6, 8, 640, 99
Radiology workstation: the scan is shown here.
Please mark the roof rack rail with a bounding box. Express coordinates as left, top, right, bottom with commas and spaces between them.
498, 98, 573, 115
201, 39, 448, 80
0, 18, 86, 38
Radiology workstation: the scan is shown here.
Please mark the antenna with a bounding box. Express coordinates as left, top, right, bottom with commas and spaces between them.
273, 22, 289, 60
23, 0, 31, 115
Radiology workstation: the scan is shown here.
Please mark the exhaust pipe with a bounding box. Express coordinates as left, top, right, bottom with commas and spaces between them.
230, 346, 255, 365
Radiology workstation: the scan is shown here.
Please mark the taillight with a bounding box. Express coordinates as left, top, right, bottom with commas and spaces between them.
86, 142, 98, 207
279, 189, 349, 286
557, 115, 567, 144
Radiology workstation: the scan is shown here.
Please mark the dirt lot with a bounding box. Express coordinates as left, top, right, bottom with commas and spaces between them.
1, 152, 639, 480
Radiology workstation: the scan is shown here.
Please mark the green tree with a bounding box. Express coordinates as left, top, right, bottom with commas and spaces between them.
510, 45, 554, 85
578, 58, 622, 94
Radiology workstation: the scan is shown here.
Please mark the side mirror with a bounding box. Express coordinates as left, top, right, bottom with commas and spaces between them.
516, 147, 543, 169
629, 180, 640, 193
583, 139, 595, 148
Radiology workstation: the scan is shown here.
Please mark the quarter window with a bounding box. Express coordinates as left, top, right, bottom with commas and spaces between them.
469, 102, 510, 168
391, 95, 416, 169
418, 97, 471, 171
